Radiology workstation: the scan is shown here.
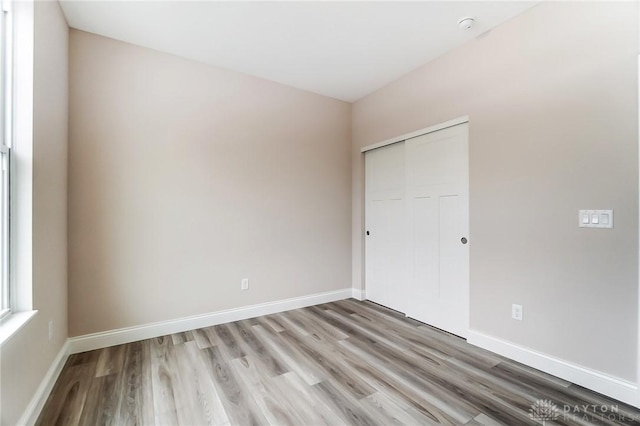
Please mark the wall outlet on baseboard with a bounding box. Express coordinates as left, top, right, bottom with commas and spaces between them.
48, 320, 53, 341
241, 278, 249, 291
512, 304, 523, 321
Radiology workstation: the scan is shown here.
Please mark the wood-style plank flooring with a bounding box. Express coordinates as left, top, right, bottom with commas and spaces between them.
37, 299, 640, 425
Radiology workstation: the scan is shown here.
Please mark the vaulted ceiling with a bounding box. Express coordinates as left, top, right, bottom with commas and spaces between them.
60, 1, 536, 102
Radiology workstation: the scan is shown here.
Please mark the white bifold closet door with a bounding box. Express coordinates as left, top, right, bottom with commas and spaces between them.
365, 123, 469, 338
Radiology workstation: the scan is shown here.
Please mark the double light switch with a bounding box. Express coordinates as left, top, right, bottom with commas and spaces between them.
579, 210, 613, 228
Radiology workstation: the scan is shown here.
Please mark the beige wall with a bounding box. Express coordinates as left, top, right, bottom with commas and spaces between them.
352, 2, 638, 381
0, 1, 69, 424
68, 30, 352, 336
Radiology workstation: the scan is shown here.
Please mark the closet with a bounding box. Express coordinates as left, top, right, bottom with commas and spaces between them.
364, 122, 469, 337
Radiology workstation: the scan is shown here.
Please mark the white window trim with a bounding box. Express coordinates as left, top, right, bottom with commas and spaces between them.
0, 310, 36, 347
0, 0, 12, 320
0, 0, 37, 344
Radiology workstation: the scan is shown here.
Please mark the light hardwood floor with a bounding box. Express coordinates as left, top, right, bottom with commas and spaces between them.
37, 299, 640, 425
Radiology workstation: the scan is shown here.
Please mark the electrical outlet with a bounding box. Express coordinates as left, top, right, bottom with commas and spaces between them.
48, 320, 53, 341
512, 304, 523, 321
241, 278, 249, 291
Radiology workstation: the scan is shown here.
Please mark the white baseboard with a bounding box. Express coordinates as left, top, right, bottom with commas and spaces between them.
352, 288, 366, 301
68, 288, 353, 354
17, 340, 70, 426
467, 330, 639, 407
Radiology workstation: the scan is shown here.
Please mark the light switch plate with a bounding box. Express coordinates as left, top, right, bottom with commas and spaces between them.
579, 210, 613, 229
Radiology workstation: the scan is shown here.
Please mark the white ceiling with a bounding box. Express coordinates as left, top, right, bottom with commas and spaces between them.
60, 1, 537, 102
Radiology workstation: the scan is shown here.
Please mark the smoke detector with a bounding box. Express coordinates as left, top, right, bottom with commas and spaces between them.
458, 17, 475, 30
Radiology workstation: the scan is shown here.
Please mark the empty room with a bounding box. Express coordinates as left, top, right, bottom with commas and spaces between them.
1, 0, 640, 424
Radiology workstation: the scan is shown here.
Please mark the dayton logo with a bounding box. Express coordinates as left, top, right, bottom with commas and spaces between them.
529, 399, 560, 424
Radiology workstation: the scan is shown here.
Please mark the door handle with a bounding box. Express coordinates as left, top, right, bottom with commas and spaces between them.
366, 231, 370, 236
461, 237, 468, 244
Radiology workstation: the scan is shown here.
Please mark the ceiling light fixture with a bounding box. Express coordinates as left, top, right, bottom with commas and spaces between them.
458, 17, 475, 30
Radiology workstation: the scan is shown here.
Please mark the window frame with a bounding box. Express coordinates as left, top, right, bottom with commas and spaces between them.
0, 0, 13, 321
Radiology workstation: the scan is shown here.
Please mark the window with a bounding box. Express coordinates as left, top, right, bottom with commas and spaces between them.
0, 0, 12, 320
